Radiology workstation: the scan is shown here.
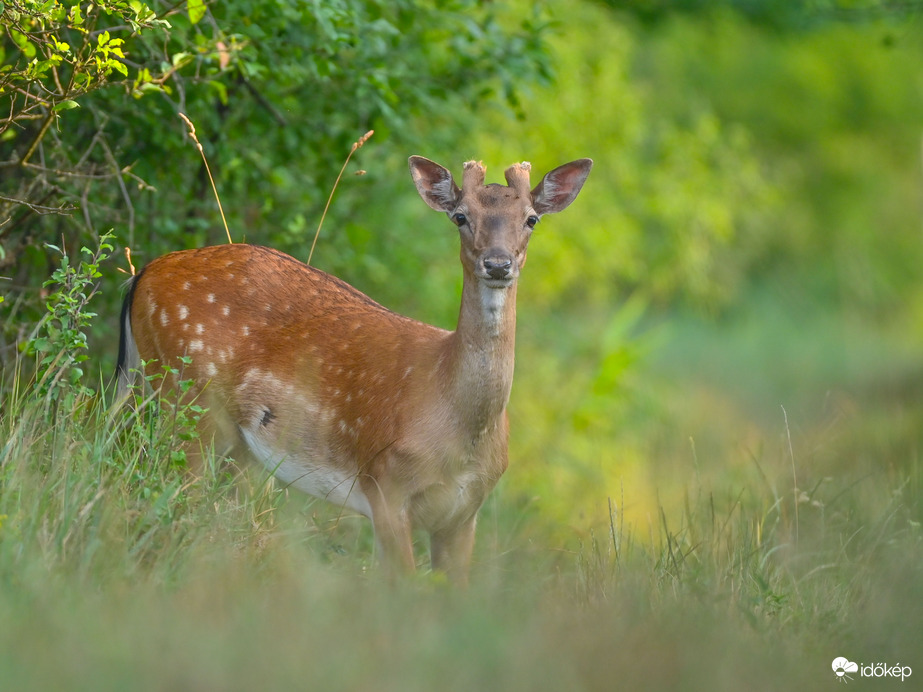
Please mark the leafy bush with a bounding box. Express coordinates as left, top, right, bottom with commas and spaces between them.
1, 0, 554, 363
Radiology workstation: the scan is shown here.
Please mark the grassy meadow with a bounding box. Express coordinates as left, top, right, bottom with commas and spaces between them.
3, 1, 923, 690
0, 251, 920, 691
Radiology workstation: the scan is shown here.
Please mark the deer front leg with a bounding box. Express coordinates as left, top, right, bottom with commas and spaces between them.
430, 515, 478, 587
373, 508, 415, 578
364, 479, 416, 577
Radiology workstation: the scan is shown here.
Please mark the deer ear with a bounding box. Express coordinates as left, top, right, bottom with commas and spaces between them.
409, 156, 460, 212
531, 158, 593, 215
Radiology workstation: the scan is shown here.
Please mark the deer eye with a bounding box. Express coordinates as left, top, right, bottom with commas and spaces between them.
452, 212, 468, 227
526, 215, 540, 229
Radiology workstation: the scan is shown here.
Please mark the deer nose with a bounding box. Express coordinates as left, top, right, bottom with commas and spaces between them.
483, 255, 513, 280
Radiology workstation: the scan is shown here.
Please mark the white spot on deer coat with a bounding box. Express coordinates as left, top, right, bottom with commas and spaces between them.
178, 305, 189, 320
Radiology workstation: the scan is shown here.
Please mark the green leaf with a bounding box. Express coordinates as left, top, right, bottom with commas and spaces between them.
52, 100, 80, 112
209, 79, 228, 105
187, 0, 206, 25
10, 31, 36, 59
68, 4, 83, 26
31, 337, 52, 353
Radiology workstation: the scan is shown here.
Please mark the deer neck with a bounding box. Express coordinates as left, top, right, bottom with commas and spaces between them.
445, 273, 518, 436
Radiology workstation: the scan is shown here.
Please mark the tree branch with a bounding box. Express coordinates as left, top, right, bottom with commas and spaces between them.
0, 194, 76, 215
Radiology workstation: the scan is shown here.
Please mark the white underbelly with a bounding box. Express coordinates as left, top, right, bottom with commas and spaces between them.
240, 428, 372, 518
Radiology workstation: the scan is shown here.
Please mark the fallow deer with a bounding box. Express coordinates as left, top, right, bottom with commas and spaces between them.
117, 155, 592, 583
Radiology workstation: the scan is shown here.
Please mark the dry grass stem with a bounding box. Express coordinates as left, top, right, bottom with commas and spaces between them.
178, 112, 232, 244
307, 130, 374, 266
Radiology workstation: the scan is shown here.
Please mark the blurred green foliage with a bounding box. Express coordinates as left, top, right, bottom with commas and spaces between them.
632, 11, 923, 316
473, 2, 776, 313
463, 0, 923, 529
600, 0, 923, 29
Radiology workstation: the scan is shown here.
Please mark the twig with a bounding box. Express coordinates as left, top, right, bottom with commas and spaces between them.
18, 162, 121, 179
178, 112, 232, 244
20, 112, 55, 166
101, 137, 135, 240
80, 177, 93, 231
307, 130, 373, 266
75, 115, 109, 169
241, 77, 288, 127
781, 405, 799, 546
0, 194, 75, 215
5, 84, 52, 106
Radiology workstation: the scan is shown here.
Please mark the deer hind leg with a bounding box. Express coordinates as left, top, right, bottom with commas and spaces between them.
147, 372, 242, 478
430, 515, 477, 587
178, 405, 242, 476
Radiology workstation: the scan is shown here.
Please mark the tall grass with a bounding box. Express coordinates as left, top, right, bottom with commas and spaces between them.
0, 241, 919, 691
